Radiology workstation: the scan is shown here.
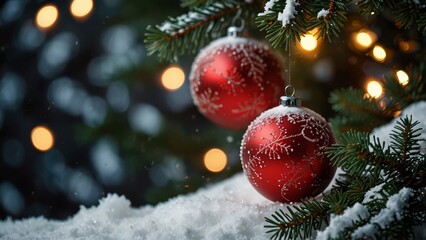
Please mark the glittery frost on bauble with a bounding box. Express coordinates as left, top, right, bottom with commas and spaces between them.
190, 36, 285, 130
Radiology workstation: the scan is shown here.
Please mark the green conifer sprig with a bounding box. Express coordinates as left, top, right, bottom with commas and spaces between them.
255, 1, 312, 50
145, 0, 426, 61
144, 0, 259, 61
330, 64, 426, 137
310, 0, 348, 42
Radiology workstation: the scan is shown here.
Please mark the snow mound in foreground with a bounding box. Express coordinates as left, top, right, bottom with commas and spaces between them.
0, 174, 288, 240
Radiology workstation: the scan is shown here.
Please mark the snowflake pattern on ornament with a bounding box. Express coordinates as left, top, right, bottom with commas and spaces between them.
213, 66, 245, 95
196, 88, 223, 115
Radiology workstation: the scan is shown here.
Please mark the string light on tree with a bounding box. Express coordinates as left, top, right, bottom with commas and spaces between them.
372, 45, 387, 62
161, 66, 185, 91
31, 126, 55, 152
398, 40, 419, 53
70, 0, 94, 20
366, 78, 383, 98
353, 29, 376, 51
396, 70, 409, 86
300, 34, 318, 52
204, 148, 227, 173
35, 4, 59, 30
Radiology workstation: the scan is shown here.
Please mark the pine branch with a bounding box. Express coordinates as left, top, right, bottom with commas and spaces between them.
180, 0, 217, 9
329, 87, 395, 135
390, 116, 426, 189
383, 64, 426, 108
328, 116, 426, 189
330, 64, 426, 136
265, 198, 330, 239
326, 131, 396, 177
356, 0, 384, 17
418, 11, 426, 35
256, 0, 313, 50
310, 0, 348, 42
145, 0, 258, 61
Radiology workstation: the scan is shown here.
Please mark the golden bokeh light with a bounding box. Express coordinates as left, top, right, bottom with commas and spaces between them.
353, 30, 376, 50
31, 126, 55, 152
366, 79, 383, 98
372, 45, 386, 62
203, 148, 227, 173
356, 32, 373, 47
35, 4, 59, 29
161, 66, 186, 91
399, 41, 410, 52
70, 0, 94, 19
396, 70, 409, 86
300, 34, 317, 51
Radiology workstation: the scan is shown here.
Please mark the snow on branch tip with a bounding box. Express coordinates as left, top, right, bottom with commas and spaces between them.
258, 0, 300, 27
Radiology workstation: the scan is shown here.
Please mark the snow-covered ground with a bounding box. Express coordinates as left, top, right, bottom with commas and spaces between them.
1, 101, 425, 240
0, 174, 289, 240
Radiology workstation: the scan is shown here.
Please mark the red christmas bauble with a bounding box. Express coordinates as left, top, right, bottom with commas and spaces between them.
240, 97, 336, 203
190, 36, 285, 130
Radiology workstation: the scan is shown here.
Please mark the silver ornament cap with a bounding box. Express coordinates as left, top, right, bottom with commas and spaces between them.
280, 96, 301, 107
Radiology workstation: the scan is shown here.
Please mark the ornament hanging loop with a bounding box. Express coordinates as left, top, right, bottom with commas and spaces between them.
285, 85, 295, 97
228, 8, 245, 37
281, 85, 301, 107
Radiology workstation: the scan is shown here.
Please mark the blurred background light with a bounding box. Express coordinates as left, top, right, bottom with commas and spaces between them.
312, 59, 334, 82
366, 78, 383, 98
48, 77, 88, 116
396, 70, 409, 86
70, 0, 94, 20
88, 25, 143, 86
35, 4, 59, 30
82, 96, 108, 127
91, 138, 124, 186
300, 34, 318, 51
38, 33, 78, 78
2, 139, 25, 167
128, 104, 163, 136
0, 73, 26, 110
0, 182, 25, 215
31, 126, 55, 152
204, 148, 227, 173
372, 45, 386, 62
106, 82, 130, 112
67, 170, 102, 204
1, 0, 26, 24
102, 25, 136, 55
18, 22, 45, 51
161, 66, 186, 91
